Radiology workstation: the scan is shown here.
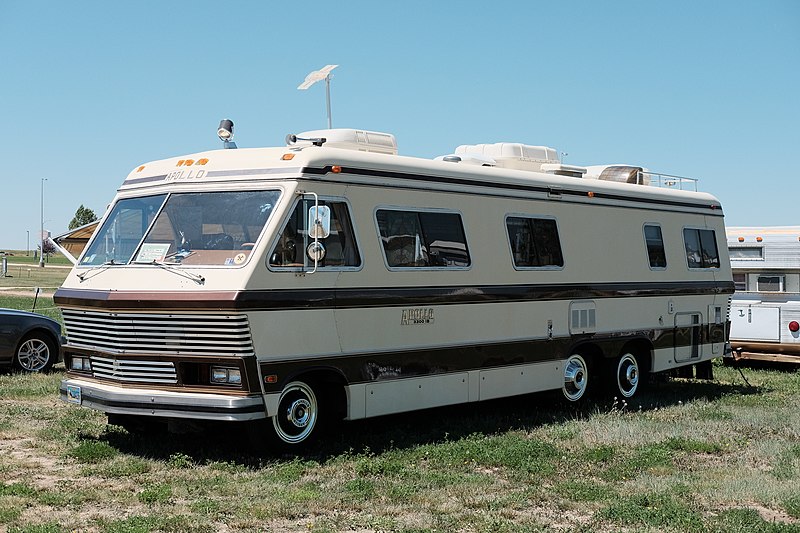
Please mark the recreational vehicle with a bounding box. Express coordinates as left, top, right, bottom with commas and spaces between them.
56, 125, 733, 448
727, 226, 800, 363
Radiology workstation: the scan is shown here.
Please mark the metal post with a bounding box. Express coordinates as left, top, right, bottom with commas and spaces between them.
39, 178, 47, 267
26, 230, 29, 256
325, 75, 333, 129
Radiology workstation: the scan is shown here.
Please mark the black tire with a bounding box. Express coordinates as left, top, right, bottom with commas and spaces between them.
612, 352, 642, 399
14, 331, 56, 373
267, 380, 324, 451
562, 353, 592, 402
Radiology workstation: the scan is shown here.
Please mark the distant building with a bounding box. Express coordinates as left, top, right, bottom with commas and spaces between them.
54, 221, 99, 258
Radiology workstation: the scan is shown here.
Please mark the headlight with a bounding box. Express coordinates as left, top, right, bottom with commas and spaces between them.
70, 356, 91, 372
210, 366, 242, 385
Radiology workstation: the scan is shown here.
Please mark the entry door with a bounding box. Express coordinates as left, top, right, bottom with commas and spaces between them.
674, 312, 702, 363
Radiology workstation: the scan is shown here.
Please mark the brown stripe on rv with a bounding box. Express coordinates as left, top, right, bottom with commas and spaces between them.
55, 281, 734, 310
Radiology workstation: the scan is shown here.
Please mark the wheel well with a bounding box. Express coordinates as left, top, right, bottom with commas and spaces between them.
289, 369, 348, 421
570, 342, 604, 367
16, 328, 58, 354
618, 339, 653, 373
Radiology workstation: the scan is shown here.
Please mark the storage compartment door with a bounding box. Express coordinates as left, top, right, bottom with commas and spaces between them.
730, 305, 780, 342
674, 312, 702, 363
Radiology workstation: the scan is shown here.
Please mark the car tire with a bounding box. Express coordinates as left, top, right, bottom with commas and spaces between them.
14, 332, 56, 373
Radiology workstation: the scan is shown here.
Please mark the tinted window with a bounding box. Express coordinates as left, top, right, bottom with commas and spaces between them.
684, 228, 720, 269
376, 210, 470, 268
506, 217, 564, 268
733, 272, 746, 291
270, 200, 360, 268
81, 195, 167, 266
138, 190, 280, 266
757, 275, 783, 292
728, 247, 763, 260
644, 224, 667, 268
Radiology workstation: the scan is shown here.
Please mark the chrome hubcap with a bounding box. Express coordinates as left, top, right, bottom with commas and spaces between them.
563, 355, 588, 401
617, 354, 639, 398
286, 399, 311, 428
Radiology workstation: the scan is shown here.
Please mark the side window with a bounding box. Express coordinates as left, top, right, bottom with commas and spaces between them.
683, 228, 720, 269
733, 272, 747, 291
506, 216, 564, 268
376, 209, 470, 268
269, 200, 360, 268
643, 224, 667, 269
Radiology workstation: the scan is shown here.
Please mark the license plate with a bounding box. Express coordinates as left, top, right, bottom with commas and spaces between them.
65, 385, 82, 405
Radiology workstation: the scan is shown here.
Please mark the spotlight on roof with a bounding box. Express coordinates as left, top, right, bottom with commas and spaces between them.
217, 119, 237, 149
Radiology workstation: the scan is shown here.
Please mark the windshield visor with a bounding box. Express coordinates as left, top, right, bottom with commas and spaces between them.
81, 190, 281, 267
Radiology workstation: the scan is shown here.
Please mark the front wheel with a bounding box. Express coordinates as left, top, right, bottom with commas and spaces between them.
14, 332, 56, 373
271, 381, 321, 448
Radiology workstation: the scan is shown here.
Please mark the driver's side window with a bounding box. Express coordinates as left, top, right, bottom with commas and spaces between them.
269, 200, 361, 268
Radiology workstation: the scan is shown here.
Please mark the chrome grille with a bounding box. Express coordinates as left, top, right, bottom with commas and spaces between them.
62, 309, 255, 357
90, 355, 177, 384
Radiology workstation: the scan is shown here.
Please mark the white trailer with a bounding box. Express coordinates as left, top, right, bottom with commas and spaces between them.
56, 126, 733, 449
726, 226, 800, 363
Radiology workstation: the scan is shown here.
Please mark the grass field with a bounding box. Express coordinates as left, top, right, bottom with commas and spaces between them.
1, 361, 799, 532
0, 268, 65, 323
1, 263, 799, 531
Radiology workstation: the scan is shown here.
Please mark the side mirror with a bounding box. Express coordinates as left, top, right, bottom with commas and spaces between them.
308, 206, 331, 239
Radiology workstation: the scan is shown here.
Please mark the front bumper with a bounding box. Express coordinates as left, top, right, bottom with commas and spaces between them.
60, 378, 267, 421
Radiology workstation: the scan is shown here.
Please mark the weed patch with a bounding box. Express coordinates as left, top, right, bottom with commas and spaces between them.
67, 440, 118, 463
137, 483, 172, 505
598, 491, 703, 531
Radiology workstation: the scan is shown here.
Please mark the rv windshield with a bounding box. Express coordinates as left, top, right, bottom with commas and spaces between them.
81, 190, 281, 267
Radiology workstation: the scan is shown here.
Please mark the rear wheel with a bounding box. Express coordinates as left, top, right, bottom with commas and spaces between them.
614, 352, 641, 399
563, 354, 590, 401
14, 332, 56, 373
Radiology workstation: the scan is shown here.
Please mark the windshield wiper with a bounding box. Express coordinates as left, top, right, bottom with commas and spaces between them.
76, 260, 118, 282
150, 260, 205, 285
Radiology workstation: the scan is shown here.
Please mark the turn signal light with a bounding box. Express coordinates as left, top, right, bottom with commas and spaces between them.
789, 321, 800, 333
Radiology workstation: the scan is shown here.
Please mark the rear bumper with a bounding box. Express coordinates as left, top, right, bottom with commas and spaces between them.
59, 378, 267, 421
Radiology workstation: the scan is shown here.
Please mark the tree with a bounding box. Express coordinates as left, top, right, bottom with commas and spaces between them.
39, 239, 57, 263
68, 205, 98, 230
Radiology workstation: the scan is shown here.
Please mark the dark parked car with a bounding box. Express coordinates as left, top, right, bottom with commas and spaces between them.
0, 309, 63, 372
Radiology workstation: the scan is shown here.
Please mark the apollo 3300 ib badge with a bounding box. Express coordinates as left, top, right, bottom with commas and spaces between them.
401, 307, 434, 325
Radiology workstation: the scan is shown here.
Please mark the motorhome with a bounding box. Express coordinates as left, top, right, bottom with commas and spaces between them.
56, 126, 733, 448
726, 226, 800, 363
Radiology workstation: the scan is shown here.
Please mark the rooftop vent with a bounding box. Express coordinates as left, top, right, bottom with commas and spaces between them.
287, 128, 397, 155
453, 142, 560, 172
584, 165, 649, 185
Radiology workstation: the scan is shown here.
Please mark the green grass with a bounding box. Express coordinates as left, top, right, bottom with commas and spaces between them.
1, 362, 799, 531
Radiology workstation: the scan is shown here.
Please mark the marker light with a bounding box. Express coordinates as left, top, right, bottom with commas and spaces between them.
789, 321, 800, 333
136, 166, 145, 173
738, 237, 744, 242
281, 153, 295, 160
331, 165, 342, 173
197, 158, 209, 165
756, 237, 763, 242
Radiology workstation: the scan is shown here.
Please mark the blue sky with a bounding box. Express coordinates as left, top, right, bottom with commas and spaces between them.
1, 1, 798, 250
